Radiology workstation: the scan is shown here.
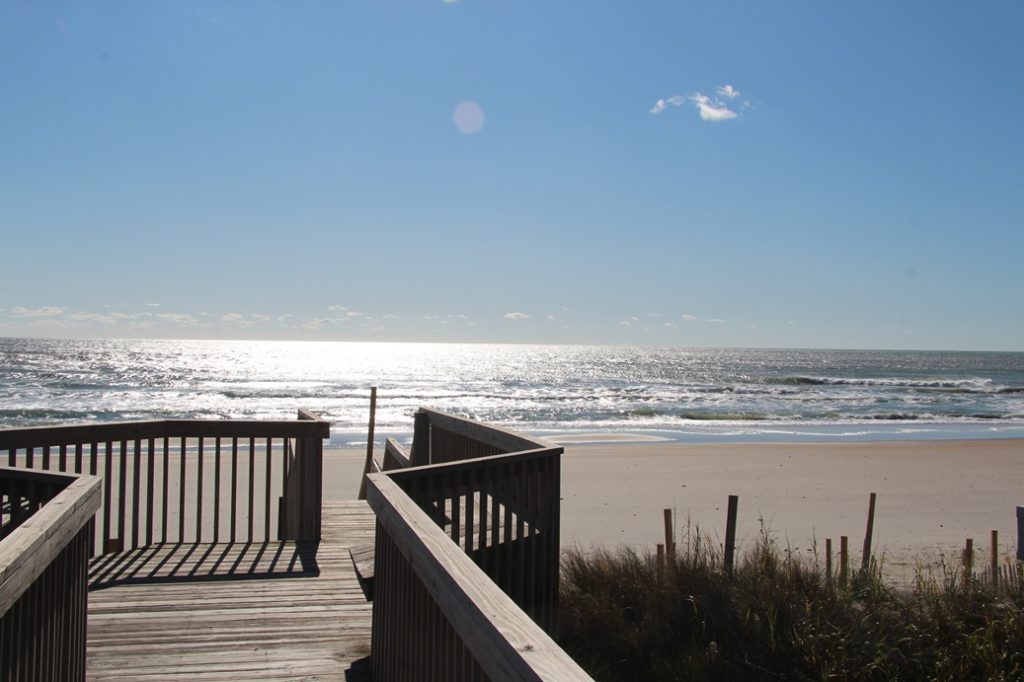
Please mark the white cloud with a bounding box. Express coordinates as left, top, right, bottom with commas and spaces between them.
664, 322, 678, 328
649, 95, 685, 115
10, 306, 65, 318
154, 313, 200, 325
222, 313, 244, 322
327, 305, 348, 312
681, 314, 698, 321
619, 321, 632, 327
67, 313, 115, 325
716, 84, 740, 100
503, 312, 530, 320
708, 318, 728, 324
652, 86, 747, 122
690, 93, 738, 122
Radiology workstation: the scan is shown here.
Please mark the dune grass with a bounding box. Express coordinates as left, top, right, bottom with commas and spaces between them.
558, 527, 1024, 681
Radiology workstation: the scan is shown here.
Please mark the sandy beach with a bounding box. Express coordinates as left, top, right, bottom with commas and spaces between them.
326, 438, 1024, 585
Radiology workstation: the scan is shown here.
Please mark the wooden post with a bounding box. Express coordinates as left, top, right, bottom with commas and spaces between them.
411, 410, 430, 467
861, 492, 876, 572
964, 537, 974, 581
839, 536, 848, 587
825, 538, 833, 589
663, 509, 674, 563
724, 495, 738, 575
656, 543, 665, 578
991, 529, 999, 587
1017, 506, 1024, 562
357, 386, 378, 500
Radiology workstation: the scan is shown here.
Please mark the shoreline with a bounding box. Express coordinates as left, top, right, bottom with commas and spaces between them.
326, 437, 1024, 586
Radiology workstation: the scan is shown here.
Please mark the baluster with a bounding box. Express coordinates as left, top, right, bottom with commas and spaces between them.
264, 437, 272, 540
214, 437, 222, 543
231, 437, 239, 543
196, 437, 204, 542
146, 438, 155, 546
131, 439, 141, 549
179, 437, 187, 544
247, 437, 255, 541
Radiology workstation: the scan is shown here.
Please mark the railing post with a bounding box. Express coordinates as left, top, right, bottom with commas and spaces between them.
410, 410, 430, 467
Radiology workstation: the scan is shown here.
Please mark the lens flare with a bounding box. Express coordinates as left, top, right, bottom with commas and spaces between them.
453, 101, 485, 135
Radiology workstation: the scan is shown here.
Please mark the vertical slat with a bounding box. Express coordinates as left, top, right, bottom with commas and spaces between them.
74, 443, 83, 474
478, 471, 489, 568
465, 471, 475, 556
90, 442, 98, 476
6, 447, 14, 466
146, 438, 155, 546
515, 461, 526, 607
27, 446, 34, 468
264, 437, 272, 540
161, 438, 169, 544
179, 437, 187, 544
196, 436, 204, 542
42, 446, 50, 470
450, 472, 460, 545
59, 445, 67, 471
231, 437, 239, 543
502, 461, 514, 594
131, 439, 141, 549
248, 437, 256, 541
118, 440, 128, 550
214, 437, 222, 543
102, 441, 113, 552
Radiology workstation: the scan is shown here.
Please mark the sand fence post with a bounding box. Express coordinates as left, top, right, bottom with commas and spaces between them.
991, 529, 999, 587
724, 495, 739, 576
356, 386, 378, 500
825, 538, 833, 590
663, 509, 675, 566
656, 544, 665, 579
1017, 506, 1024, 562
964, 538, 974, 583
861, 492, 876, 572
839, 536, 849, 587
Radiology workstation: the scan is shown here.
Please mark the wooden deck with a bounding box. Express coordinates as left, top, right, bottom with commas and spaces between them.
86, 500, 376, 681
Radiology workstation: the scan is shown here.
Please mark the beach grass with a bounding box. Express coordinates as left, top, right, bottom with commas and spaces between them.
558, 526, 1024, 681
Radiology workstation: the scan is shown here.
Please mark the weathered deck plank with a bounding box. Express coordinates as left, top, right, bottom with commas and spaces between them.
86, 500, 375, 681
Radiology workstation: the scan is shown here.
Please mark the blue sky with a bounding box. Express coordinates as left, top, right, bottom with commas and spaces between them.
2, 1, 1022, 350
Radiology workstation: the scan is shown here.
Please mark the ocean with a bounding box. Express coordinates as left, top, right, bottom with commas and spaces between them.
2, 337, 1023, 446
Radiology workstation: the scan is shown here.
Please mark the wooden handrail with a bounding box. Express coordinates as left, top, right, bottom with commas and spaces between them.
1, 467, 101, 681
368, 407, 587, 680
0, 412, 329, 554
367, 472, 590, 681
0, 418, 329, 450
385, 446, 561, 483
382, 437, 411, 471
416, 408, 554, 455
0, 469, 101, 612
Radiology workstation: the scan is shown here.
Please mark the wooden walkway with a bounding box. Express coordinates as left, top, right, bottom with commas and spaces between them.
86, 500, 376, 681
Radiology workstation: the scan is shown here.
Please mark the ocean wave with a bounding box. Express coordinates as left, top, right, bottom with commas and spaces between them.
775, 375, 1010, 394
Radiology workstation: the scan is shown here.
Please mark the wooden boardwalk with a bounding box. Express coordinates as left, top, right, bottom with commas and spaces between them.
86, 500, 376, 681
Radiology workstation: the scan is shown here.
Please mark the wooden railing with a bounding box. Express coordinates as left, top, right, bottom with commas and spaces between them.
366, 408, 591, 681
0, 410, 328, 556
1, 467, 102, 681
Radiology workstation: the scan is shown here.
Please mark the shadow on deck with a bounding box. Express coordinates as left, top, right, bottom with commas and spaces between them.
86, 500, 375, 681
